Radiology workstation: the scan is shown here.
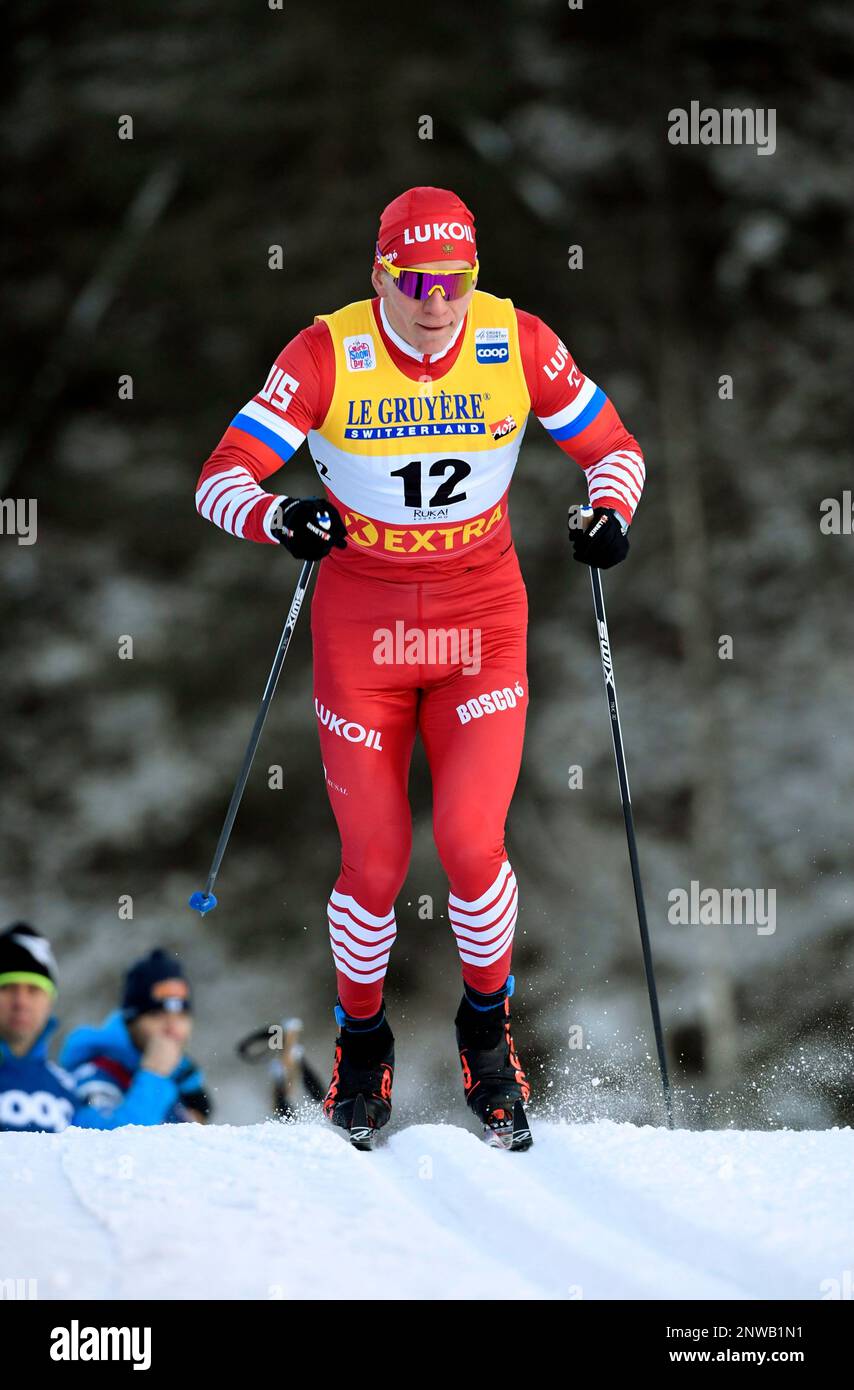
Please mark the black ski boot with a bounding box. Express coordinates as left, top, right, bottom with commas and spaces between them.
455, 976, 533, 1151
323, 1002, 394, 1150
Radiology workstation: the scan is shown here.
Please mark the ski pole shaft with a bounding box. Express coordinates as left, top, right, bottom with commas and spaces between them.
584, 548, 674, 1128
189, 559, 315, 916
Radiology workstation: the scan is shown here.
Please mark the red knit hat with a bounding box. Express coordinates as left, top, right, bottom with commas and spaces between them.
376, 186, 477, 268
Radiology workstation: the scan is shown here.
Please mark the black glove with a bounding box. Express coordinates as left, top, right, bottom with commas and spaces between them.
569, 506, 629, 569
271, 496, 347, 560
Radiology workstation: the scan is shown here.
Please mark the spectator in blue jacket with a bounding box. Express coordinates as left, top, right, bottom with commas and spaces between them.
0, 922, 81, 1132
60, 948, 212, 1126
0, 922, 185, 1132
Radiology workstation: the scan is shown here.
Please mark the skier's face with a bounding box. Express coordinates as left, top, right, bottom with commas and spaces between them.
0, 982, 53, 1054
371, 259, 475, 357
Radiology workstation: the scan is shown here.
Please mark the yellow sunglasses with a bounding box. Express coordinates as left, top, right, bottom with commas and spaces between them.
376, 245, 479, 300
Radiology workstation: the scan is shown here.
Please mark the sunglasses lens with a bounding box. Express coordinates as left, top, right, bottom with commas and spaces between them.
394, 268, 475, 300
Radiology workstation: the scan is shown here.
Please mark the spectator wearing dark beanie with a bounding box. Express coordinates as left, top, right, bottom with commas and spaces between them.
0, 921, 77, 1132
60, 947, 212, 1126
0, 921, 58, 997
121, 949, 192, 1020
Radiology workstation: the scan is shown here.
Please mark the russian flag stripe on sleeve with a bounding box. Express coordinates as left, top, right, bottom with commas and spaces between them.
538, 381, 608, 441
229, 401, 304, 462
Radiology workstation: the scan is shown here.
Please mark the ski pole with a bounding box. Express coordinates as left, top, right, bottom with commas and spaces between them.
189, 558, 315, 916
580, 507, 674, 1128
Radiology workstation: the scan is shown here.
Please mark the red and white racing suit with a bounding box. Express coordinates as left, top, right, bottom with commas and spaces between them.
196, 292, 645, 1017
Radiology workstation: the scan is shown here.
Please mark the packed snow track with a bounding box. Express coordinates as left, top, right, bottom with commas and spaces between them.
2, 1119, 850, 1299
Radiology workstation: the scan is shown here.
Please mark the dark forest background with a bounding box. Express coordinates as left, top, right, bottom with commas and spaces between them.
2, 0, 853, 1127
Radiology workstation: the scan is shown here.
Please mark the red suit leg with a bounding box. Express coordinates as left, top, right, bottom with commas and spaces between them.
310, 560, 419, 1017
417, 550, 529, 993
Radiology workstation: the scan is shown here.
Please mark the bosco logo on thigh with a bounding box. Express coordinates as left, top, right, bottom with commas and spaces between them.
456, 681, 526, 724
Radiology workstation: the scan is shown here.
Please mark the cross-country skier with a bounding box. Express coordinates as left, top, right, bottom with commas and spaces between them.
195, 186, 645, 1148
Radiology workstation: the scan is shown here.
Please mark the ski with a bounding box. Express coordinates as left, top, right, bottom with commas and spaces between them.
482, 1099, 533, 1151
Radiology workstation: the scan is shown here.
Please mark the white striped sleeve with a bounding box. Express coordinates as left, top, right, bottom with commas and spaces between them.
585, 449, 646, 517
195, 465, 286, 541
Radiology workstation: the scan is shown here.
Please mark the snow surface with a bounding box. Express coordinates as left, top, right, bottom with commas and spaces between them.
2, 1119, 851, 1300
